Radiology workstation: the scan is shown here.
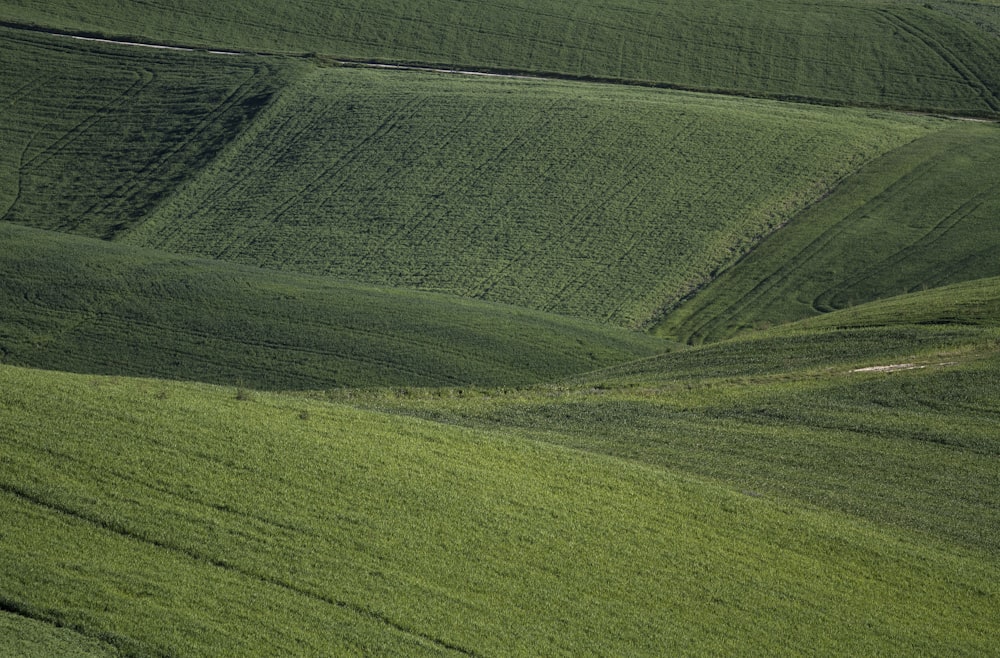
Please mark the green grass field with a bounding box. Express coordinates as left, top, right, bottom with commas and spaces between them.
655, 122, 1000, 343
124, 65, 937, 326
0, 223, 668, 389
1, 362, 996, 656
0, 27, 298, 239
1, 1, 998, 655
327, 279, 1000, 556
2, 0, 1000, 116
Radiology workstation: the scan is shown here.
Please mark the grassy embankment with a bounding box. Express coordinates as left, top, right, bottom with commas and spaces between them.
1, 357, 997, 656
656, 122, 1000, 343
125, 66, 941, 327
2, 0, 1000, 116
0, 222, 667, 389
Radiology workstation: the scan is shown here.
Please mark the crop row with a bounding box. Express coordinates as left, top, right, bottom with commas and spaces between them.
657, 122, 1000, 343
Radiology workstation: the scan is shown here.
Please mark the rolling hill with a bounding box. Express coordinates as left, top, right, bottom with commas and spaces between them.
2, 0, 1000, 116
0, 1, 998, 655
0, 222, 668, 389
1, 361, 996, 656
655, 121, 1000, 343
0, 26, 297, 239
329, 279, 1000, 556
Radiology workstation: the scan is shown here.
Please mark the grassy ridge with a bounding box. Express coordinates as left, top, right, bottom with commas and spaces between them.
334, 280, 1000, 555
126, 66, 937, 326
0, 223, 667, 389
1, 363, 996, 655
656, 122, 1000, 343
0, 28, 299, 239
2, 1, 1000, 115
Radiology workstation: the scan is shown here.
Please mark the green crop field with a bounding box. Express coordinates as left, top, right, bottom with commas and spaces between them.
125, 66, 937, 326
1, 1, 999, 655
326, 280, 1000, 556
2, 0, 1000, 116
0, 223, 667, 389
656, 122, 1000, 343
1, 362, 997, 656
0, 27, 297, 239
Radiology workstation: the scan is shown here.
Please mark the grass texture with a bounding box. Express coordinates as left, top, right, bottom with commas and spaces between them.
656, 122, 1000, 343
0, 362, 996, 656
333, 279, 1000, 556
0, 223, 668, 389
125, 65, 936, 326
0, 27, 298, 239
2, 1, 1000, 115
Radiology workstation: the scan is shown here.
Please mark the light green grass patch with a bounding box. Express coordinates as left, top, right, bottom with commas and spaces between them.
0, 363, 996, 655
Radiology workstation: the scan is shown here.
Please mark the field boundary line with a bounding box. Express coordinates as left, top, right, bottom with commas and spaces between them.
4, 20, 998, 120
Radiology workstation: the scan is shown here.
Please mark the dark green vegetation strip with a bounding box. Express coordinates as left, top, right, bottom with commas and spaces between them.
1, 363, 997, 656
0, 27, 300, 239
0, 223, 667, 389
335, 281, 1000, 555
125, 66, 935, 326
657, 123, 1000, 343
2, 1, 1000, 115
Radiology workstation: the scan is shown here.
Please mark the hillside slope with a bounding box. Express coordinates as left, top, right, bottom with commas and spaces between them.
124, 65, 938, 327
0, 223, 668, 389
655, 122, 1000, 343
1, 363, 996, 655
2, 1, 1000, 115
0, 27, 297, 239
339, 278, 1000, 555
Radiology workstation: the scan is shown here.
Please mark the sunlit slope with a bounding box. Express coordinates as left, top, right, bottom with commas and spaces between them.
0, 28, 298, 239
0, 224, 666, 389
3, 1, 1000, 115
657, 122, 1000, 343
125, 66, 937, 327
1, 364, 996, 656
344, 279, 1000, 555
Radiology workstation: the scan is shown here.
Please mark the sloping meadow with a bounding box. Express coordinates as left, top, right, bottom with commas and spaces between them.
1, 363, 996, 656
656, 122, 1000, 343
3, 0, 1000, 115
126, 66, 941, 326
0, 223, 668, 389
0, 27, 298, 239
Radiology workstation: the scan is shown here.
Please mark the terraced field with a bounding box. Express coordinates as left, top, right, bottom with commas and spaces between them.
126, 66, 937, 326
3, 0, 1000, 115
